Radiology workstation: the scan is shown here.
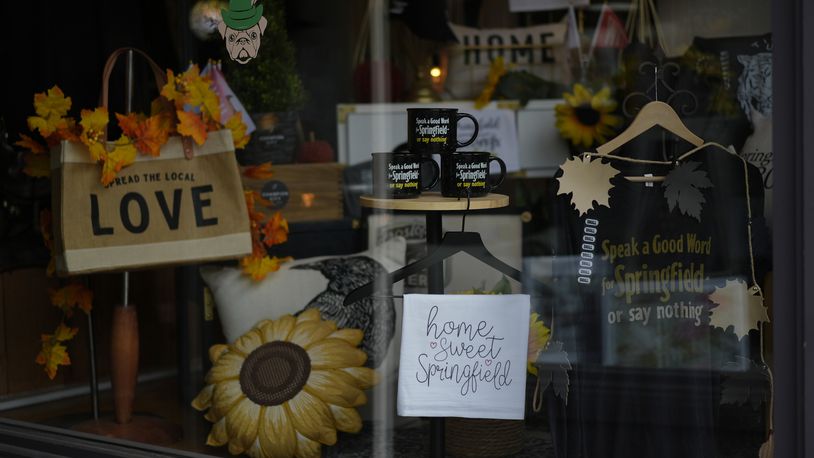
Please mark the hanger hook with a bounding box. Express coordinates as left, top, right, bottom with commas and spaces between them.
461, 187, 472, 232
654, 65, 659, 102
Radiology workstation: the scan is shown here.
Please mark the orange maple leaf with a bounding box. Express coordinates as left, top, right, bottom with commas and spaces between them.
49, 283, 94, 317
243, 163, 274, 180
23, 152, 50, 178
150, 97, 177, 134
176, 110, 208, 145
244, 190, 270, 223
240, 255, 293, 281
15, 134, 48, 154
53, 118, 80, 144
115, 112, 145, 138
262, 212, 289, 247
117, 113, 170, 157
135, 114, 170, 156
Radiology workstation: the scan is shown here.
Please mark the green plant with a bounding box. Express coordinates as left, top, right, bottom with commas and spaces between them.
221, 0, 306, 113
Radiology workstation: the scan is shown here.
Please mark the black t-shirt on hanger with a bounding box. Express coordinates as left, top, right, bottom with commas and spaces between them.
547, 144, 768, 458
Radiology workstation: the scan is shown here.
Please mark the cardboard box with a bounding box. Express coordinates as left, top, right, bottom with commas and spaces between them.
241, 163, 345, 223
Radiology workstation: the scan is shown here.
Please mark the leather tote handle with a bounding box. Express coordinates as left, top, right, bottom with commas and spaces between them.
100, 47, 167, 110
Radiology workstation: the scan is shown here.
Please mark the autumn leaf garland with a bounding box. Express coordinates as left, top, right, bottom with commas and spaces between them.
242, 189, 292, 281
15, 64, 251, 186
33, 208, 95, 380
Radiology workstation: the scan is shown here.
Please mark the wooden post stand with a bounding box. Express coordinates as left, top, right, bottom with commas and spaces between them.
360, 192, 509, 457
73, 49, 180, 446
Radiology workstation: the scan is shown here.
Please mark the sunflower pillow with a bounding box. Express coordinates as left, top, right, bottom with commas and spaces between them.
192, 310, 379, 458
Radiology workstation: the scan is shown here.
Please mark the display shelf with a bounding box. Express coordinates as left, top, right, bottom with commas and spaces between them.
360, 192, 509, 211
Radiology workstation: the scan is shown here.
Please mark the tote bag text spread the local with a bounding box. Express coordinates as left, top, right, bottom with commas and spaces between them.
51, 49, 251, 274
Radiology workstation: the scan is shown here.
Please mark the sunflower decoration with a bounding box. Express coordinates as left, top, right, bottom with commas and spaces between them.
527, 312, 551, 376
192, 310, 379, 458
457, 277, 551, 375
555, 84, 622, 149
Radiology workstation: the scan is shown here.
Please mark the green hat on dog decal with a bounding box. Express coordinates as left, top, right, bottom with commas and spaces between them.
221, 0, 264, 30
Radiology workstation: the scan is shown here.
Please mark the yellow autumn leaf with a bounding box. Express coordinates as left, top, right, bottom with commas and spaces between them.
34, 86, 71, 119
186, 77, 221, 123
27, 113, 69, 138
36, 339, 71, 380
53, 322, 80, 342
100, 136, 137, 186
15, 134, 48, 154
226, 112, 250, 149
88, 142, 107, 162
176, 110, 208, 145
160, 69, 182, 105
240, 255, 293, 281
79, 107, 109, 154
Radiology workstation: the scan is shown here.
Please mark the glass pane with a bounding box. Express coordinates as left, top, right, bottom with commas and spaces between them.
0, 0, 773, 457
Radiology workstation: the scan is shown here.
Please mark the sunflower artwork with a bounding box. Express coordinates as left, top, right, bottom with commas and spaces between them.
555, 84, 622, 149
193, 310, 378, 458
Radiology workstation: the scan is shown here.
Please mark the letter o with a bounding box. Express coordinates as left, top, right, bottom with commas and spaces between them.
120, 192, 149, 234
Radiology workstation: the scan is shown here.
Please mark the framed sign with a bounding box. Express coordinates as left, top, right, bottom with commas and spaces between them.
447, 22, 568, 99
397, 294, 530, 420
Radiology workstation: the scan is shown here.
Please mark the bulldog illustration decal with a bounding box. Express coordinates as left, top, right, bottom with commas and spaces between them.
219, 0, 268, 64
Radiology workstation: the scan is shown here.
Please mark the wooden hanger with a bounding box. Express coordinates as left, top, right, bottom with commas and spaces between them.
595, 101, 704, 156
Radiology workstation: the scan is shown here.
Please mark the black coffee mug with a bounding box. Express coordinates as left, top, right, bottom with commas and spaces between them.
372, 152, 440, 198
407, 108, 479, 154
441, 152, 506, 197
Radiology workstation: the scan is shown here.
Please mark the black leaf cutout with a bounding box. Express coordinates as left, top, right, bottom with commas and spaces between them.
662, 161, 713, 221
534, 340, 572, 403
